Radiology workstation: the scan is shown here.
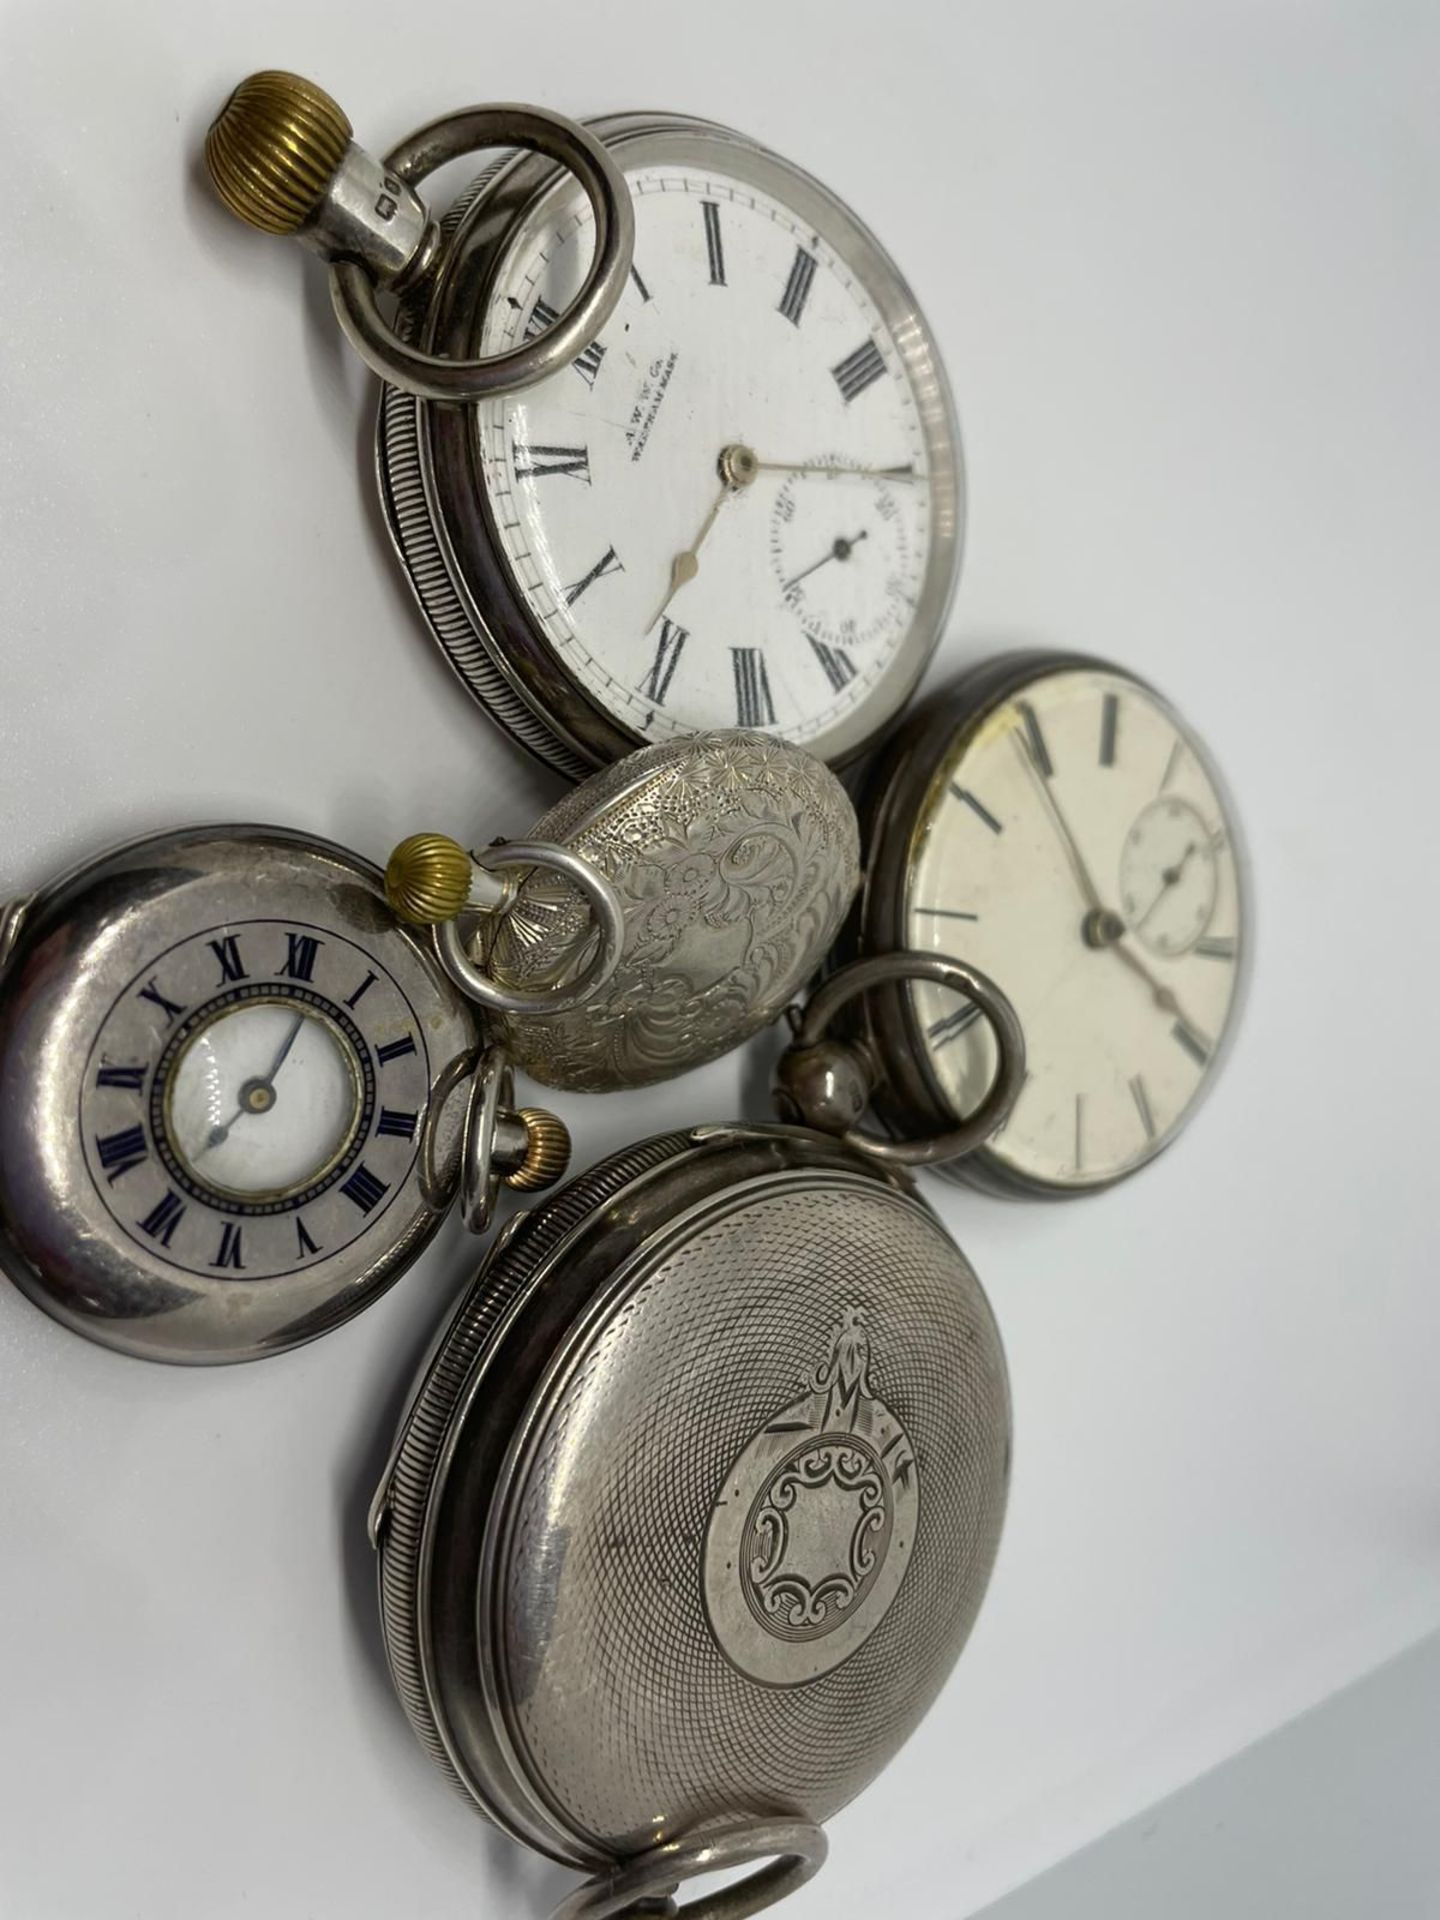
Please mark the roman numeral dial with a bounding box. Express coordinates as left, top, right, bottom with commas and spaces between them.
81, 917, 437, 1284
902, 665, 1244, 1192
470, 156, 945, 759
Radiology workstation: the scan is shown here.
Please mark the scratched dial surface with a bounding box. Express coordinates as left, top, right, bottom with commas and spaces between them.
474, 154, 952, 757
905, 666, 1245, 1189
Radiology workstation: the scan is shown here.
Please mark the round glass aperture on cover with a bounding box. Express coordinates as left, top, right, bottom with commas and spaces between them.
166, 1000, 362, 1199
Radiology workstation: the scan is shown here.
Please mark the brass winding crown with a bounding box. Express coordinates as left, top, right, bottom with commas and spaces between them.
506, 1109, 572, 1191
205, 70, 352, 235
385, 833, 473, 926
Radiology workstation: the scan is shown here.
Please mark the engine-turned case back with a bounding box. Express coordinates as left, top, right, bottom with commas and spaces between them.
371, 1122, 1010, 1918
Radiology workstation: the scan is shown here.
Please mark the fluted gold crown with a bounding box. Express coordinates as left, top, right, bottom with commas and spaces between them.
386, 833, 472, 925
507, 1109, 572, 1191
205, 70, 352, 235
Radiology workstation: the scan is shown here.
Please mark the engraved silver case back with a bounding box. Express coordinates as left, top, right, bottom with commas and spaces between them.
378, 113, 963, 778
480, 731, 860, 1091
372, 1124, 1010, 1884
0, 827, 478, 1363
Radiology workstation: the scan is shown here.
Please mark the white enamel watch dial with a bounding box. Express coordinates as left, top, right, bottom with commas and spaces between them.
862, 658, 1247, 1194
82, 920, 432, 1279
383, 116, 961, 774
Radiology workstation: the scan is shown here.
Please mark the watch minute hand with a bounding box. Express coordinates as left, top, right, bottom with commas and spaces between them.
754, 460, 919, 480
1009, 729, 1106, 912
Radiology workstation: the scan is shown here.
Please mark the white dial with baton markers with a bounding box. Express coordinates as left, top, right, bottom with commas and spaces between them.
853, 655, 1248, 1195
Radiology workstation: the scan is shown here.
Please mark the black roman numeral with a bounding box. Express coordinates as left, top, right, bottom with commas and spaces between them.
928, 1002, 983, 1048
345, 971, 378, 1010
701, 200, 726, 284
340, 1163, 390, 1214
950, 784, 1004, 834
1018, 701, 1053, 778
96, 1063, 147, 1092
513, 443, 591, 484
832, 338, 886, 403
564, 546, 623, 607
139, 1189, 186, 1248
376, 1034, 417, 1066
295, 1216, 321, 1259
279, 933, 321, 982
376, 1108, 419, 1141
732, 648, 775, 727
1100, 691, 1120, 768
526, 296, 607, 387
209, 935, 247, 985
95, 1125, 148, 1183
778, 245, 817, 326
211, 1223, 244, 1270
810, 639, 857, 692
137, 978, 186, 1024
641, 619, 688, 706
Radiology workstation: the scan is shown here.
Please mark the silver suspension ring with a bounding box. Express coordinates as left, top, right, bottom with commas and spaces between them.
550, 1819, 827, 1920
793, 952, 1027, 1167
330, 104, 634, 401
435, 841, 625, 1016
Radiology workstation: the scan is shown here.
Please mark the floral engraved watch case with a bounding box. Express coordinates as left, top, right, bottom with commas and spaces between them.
389, 731, 861, 1092
370, 1123, 1010, 1919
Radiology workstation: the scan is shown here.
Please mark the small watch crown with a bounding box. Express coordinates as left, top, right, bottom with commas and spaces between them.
386, 833, 473, 926
205, 70, 353, 235
505, 1108, 572, 1192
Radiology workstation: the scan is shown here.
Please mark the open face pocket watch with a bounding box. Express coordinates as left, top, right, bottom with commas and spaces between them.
369, 1122, 1010, 1918
789, 653, 1249, 1196
205, 73, 963, 775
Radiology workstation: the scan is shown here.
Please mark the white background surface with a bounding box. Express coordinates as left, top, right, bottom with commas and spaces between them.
1, 3, 1437, 1916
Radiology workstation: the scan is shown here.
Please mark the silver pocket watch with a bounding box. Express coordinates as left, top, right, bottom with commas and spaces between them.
205, 73, 963, 776
386, 729, 860, 1091
370, 1122, 1010, 1918
798, 653, 1250, 1197
0, 825, 586, 1364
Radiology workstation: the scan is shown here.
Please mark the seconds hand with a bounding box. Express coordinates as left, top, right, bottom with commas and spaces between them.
782, 530, 868, 595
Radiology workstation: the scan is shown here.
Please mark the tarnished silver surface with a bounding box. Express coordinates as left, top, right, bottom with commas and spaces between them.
477, 732, 860, 1090
0, 827, 480, 1363
777, 952, 1027, 1166
372, 1124, 1010, 1912
377, 112, 963, 777
550, 1819, 827, 1920
329, 104, 634, 401
435, 839, 625, 1016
